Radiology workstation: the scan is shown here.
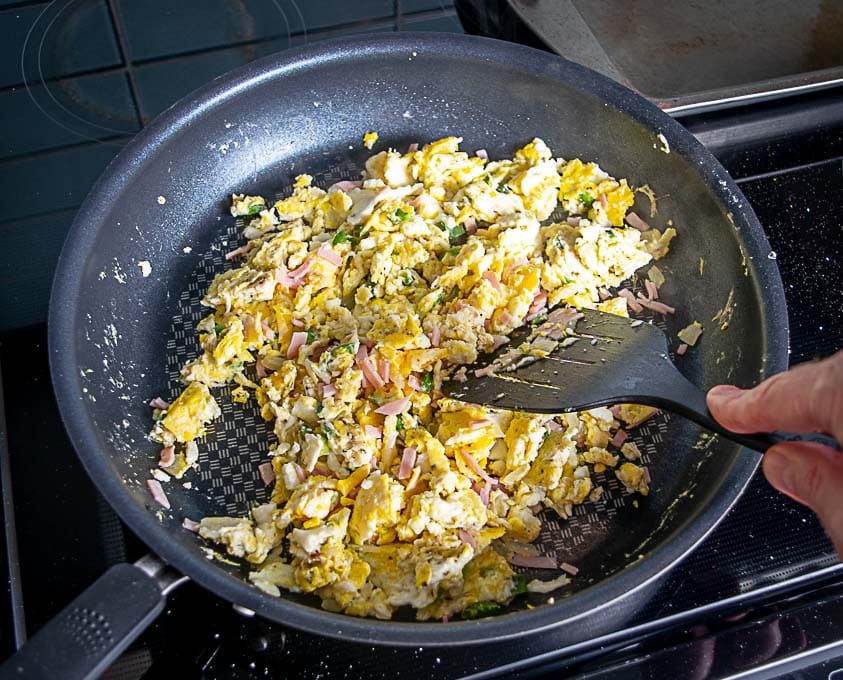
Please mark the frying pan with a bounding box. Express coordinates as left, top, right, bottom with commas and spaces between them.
2, 33, 787, 678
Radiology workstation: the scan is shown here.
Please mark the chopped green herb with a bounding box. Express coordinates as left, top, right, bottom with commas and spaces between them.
606, 229, 616, 238
483, 174, 492, 186
305, 329, 317, 344
323, 422, 337, 437
496, 183, 512, 194
332, 343, 355, 355
420, 371, 433, 393
434, 291, 445, 306
530, 314, 547, 326
402, 272, 414, 286
214, 323, 225, 334
300, 422, 314, 435
578, 192, 595, 209
437, 221, 448, 232
563, 276, 575, 285
231, 361, 243, 370
438, 246, 462, 260
332, 230, 348, 245
461, 601, 502, 620
247, 202, 264, 215
395, 414, 404, 431
552, 234, 565, 249
390, 207, 411, 223
320, 433, 330, 452
511, 574, 528, 596
448, 224, 466, 241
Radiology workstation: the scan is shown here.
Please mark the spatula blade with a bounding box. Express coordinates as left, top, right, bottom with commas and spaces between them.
442, 308, 673, 413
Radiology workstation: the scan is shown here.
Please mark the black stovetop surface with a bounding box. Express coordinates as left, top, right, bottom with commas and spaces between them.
1, 2, 842, 678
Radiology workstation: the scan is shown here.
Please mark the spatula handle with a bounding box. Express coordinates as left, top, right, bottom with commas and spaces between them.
660, 371, 840, 455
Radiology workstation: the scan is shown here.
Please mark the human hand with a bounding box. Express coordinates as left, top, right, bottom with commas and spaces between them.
707, 349, 843, 559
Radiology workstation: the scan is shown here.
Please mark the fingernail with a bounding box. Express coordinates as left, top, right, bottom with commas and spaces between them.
708, 385, 743, 401
763, 450, 804, 503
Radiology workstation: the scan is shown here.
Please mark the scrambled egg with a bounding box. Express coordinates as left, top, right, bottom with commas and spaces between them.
150, 137, 675, 620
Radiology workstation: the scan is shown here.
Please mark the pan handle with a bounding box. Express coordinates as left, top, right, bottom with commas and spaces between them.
0, 555, 186, 680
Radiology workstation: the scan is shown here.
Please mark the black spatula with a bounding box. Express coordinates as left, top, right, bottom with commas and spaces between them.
442, 308, 834, 454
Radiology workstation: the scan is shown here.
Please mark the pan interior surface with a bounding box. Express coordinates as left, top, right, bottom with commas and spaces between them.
50, 33, 786, 645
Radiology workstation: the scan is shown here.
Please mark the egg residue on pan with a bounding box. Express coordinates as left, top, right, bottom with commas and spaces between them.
148, 137, 675, 620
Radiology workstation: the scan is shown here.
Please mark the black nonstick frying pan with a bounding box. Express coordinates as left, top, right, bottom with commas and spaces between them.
2, 33, 787, 679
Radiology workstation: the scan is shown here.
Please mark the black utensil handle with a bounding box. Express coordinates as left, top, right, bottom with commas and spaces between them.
662, 371, 840, 455
0, 564, 166, 680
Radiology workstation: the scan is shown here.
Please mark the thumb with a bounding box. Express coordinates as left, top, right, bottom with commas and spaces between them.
763, 442, 843, 559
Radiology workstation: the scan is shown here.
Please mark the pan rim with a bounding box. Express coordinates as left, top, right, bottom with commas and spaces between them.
48, 31, 788, 647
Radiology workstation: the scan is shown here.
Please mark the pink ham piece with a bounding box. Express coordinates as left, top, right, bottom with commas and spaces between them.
458, 529, 477, 550
293, 463, 306, 484
429, 325, 441, 348
492, 335, 509, 350
637, 296, 676, 315
255, 360, 267, 379
316, 244, 342, 266
545, 420, 562, 431
258, 462, 275, 486
321, 382, 337, 398
618, 288, 643, 313
291, 318, 304, 328
274, 265, 298, 289
147, 479, 170, 509
560, 562, 579, 576
158, 446, 175, 468
182, 518, 200, 532
566, 216, 581, 227
378, 359, 390, 384
355, 345, 385, 390
287, 331, 309, 359
599, 193, 609, 209
509, 554, 557, 569
464, 216, 477, 234
288, 258, 314, 283
475, 148, 488, 159
643, 466, 652, 484
645, 279, 659, 301
482, 271, 502, 292
460, 450, 496, 486
374, 394, 411, 416
526, 290, 548, 320
503, 259, 528, 282
598, 288, 611, 301
407, 373, 422, 391
468, 419, 491, 430
625, 212, 650, 232
364, 425, 382, 439
497, 310, 513, 327
407, 142, 419, 153
547, 307, 583, 326
397, 446, 417, 480
224, 244, 250, 260
611, 429, 628, 448
474, 364, 496, 378
479, 481, 492, 506
313, 462, 331, 476
149, 397, 170, 410
329, 180, 362, 193
676, 343, 689, 356
260, 318, 276, 340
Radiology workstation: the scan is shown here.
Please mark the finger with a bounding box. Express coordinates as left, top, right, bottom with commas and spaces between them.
763, 441, 843, 559
706, 350, 843, 442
